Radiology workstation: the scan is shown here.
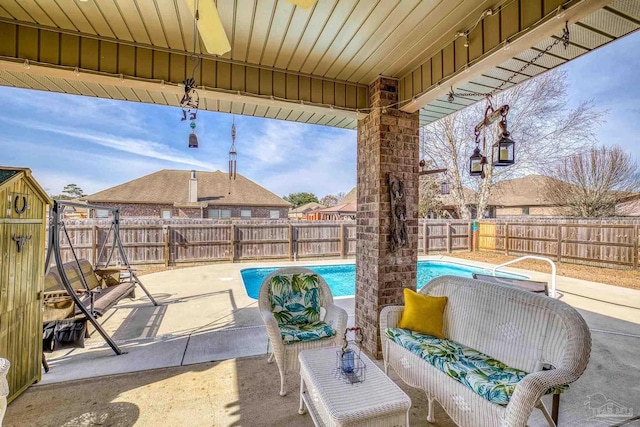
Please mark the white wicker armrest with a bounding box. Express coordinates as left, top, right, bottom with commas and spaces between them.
260, 307, 283, 344
324, 303, 348, 333
380, 306, 404, 332
505, 368, 575, 425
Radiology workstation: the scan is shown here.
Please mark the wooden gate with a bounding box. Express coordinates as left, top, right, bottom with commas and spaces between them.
478, 222, 497, 251
0, 168, 50, 402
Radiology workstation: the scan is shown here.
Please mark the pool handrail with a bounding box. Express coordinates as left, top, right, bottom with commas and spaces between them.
491, 255, 557, 298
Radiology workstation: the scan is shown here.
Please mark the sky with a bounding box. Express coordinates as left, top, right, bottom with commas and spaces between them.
0, 31, 639, 199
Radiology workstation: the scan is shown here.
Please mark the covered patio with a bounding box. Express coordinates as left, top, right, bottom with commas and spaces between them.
3, 257, 640, 426
1, 0, 640, 425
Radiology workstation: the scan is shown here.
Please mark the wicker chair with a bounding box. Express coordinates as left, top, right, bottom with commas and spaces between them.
259, 267, 348, 396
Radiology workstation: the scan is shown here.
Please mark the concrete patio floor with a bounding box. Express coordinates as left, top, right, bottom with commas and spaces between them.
5, 256, 640, 426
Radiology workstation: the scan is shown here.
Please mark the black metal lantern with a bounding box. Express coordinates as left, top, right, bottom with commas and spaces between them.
440, 181, 450, 195
493, 116, 515, 166
469, 147, 484, 177
188, 132, 198, 148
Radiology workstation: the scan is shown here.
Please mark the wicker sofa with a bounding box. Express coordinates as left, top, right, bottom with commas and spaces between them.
380, 275, 591, 427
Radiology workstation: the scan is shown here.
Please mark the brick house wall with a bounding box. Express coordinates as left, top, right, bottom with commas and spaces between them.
89, 203, 288, 219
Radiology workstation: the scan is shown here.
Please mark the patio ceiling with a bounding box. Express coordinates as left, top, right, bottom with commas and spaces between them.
0, 0, 637, 129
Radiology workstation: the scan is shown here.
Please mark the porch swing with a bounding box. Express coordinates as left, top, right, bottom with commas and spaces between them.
44, 200, 159, 355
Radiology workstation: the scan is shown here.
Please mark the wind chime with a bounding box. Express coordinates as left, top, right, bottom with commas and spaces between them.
181, 3, 202, 148
228, 118, 238, 194
469, 100, 514, 179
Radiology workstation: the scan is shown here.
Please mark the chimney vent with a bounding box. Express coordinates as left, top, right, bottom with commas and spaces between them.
189, 170, 197, 202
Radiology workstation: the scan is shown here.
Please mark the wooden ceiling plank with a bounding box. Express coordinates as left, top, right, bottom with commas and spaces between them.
334, 0, 429, 81
17, 0, 56, 27
56, 2, 98, 34
215, 0, 236, 59
308, 0, 379, 77
245, 0, 277, 64
285, 0, 337, 72
114, 0, 152, 45
175, 0, 197, 53
298, 0, 358, 75
231, 0, 256, 62
259, 0, 297, 67
325, 1, 399, 78
92, 0, 134, 41
273, 3, 315, 70
133, 0, 169, 48
155, 0, 185, 51
74, 0, 116, 38
0, 1, 35, 22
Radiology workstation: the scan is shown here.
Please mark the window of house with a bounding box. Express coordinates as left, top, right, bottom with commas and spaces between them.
95, 209, 109, 218
161, 209, 172, 219
270, 210, 280, 219
522, 207, 530, 216
209, 209, 231, 219
241, 209, 251, 219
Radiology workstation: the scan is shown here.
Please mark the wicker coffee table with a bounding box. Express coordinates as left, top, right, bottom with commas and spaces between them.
298, 346, 411, 426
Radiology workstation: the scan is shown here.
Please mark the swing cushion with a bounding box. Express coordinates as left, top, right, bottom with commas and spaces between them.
91, 282, 135, 316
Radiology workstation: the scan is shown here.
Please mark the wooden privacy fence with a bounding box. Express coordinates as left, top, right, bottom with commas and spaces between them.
479, 221, 640, 270
51, 220, 471, 266
52, 221, 358, 266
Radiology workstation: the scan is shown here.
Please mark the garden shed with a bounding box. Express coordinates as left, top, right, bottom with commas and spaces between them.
0, 167, 51, 402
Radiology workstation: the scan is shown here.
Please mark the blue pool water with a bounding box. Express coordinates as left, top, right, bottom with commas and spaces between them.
241, 261, 526, 299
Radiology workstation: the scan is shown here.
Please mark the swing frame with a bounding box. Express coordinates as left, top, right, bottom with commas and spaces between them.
45, 200, 159, 355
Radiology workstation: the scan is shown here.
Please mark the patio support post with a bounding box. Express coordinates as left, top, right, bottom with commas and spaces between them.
356, 76, 419, 358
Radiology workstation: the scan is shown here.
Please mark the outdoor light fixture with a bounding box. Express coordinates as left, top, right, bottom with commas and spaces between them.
492, 107, 515, 166
440, 181, 450, 195
469, 146, 485, 177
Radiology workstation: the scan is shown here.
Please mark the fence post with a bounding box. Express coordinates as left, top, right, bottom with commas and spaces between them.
340, 223, 346, 258
557, 223, 562, 262
504, 223, 510, 256
289, 224, 294, 261
633, 224, 638, 271
424, 222, 429, 254
230, 224, 236, 262
446, 223, 451, 253
92, 225, 98, 265
467, 222, 472, 252
163, 225, 170, 267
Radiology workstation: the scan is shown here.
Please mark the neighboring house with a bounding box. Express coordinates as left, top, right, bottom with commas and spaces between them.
485, 175, 569, 217
84, 169, 290, 219
435, 187, 477, 219
615, 194, 640, 216
288, 202, 325, 220
308, 187, 357, 220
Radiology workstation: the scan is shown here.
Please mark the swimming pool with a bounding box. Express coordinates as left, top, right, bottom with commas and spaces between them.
240, 260, 526, 299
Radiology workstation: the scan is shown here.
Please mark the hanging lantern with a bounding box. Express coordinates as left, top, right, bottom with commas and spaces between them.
469, 147, 484, 177
440, 181, 450, 195
492, 115, 515, 166
188, 120, 198, 148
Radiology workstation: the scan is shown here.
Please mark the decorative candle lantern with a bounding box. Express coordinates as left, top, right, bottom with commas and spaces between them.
492, 115, 515, 166
469, 147, 484, 177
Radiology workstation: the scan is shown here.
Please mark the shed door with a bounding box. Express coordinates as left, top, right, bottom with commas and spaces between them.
0, 221, 44, 402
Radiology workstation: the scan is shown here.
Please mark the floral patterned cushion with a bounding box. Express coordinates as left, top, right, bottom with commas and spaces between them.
386, 328, 567, 405
269, 273, 321, 325
280, 322, 335, 344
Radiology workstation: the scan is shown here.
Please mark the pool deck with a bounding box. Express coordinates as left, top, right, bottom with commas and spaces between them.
11, 255, 640, 426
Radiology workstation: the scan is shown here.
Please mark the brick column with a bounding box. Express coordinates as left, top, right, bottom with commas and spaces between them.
356, 76, 419, 358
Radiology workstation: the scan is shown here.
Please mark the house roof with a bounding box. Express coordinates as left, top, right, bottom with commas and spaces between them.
488, 175, 568, 207
616, 199, 640, 216
315, 202, 357, 214
341, 187, 357, 205
290, 202, 325, 214
85, 170, 290, 207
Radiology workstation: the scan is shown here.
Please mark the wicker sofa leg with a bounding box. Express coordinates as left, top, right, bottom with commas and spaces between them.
267, 352, 275, 363
552, 394, 560, 425
537, 399, 557, 427
427, 397, 436, 423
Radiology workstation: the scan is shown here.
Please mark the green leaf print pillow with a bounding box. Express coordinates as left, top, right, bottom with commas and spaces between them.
269, 273, 321, 325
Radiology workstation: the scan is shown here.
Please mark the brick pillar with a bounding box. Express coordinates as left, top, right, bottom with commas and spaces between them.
356, 76, 419, 358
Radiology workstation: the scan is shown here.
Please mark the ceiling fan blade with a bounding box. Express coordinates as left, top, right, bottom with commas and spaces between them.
184, 0, 231, 56
287, 0, 317, 9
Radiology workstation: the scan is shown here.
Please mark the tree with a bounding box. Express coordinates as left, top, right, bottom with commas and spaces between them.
420, 69, 603, 219
54, 183, 86, 200
418, 162, 445, 218
283, 192, 318, 208
319, 192, 345, 207
546, 146, 640, 217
